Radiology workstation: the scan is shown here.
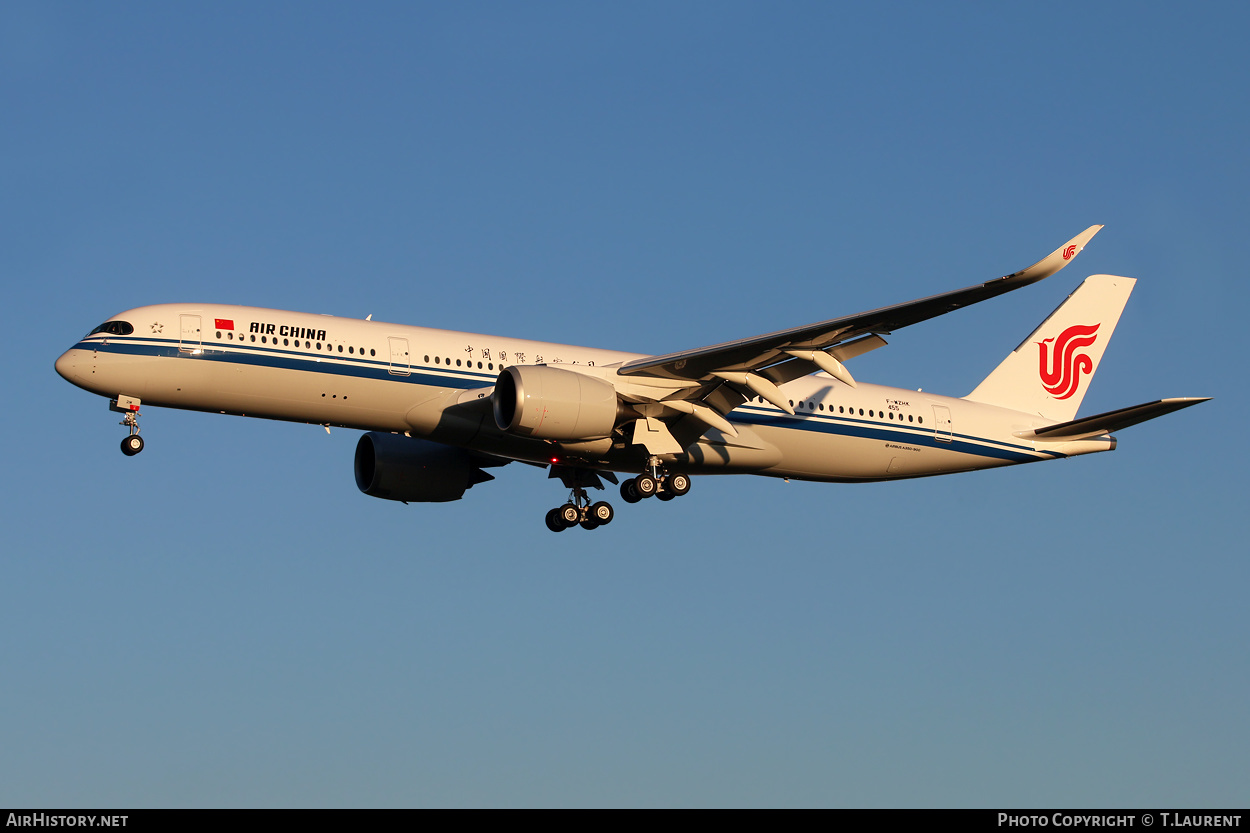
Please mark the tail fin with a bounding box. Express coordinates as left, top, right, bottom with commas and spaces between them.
965, 275, 1136, 422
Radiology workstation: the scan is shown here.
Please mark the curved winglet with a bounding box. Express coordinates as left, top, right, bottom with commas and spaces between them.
1007, 224, 1103, 285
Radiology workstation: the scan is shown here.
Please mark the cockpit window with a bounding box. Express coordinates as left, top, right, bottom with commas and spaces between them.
89, 321, 134, 336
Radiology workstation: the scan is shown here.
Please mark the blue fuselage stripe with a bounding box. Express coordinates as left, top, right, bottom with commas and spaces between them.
78, 337, 1058, 464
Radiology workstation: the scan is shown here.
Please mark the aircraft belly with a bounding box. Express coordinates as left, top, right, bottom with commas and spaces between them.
743, 417, 1017, 482
678, 425, 783, 472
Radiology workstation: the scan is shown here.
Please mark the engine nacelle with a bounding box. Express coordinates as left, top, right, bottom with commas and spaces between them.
354, 432, 495, 503
492, 365, 619, 441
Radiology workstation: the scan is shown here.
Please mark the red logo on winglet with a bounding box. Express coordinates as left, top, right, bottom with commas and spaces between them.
1062, 244, 1077, 260
1038, 323, 1099, 400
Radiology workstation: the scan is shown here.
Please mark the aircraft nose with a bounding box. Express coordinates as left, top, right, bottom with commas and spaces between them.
55, 350, 78, 382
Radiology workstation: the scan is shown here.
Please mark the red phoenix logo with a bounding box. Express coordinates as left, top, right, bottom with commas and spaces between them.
1062, 244, 1077, 260
1038, 323, 1099, 400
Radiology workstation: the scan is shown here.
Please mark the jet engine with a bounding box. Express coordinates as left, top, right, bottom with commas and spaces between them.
354, 432, 497, 503
492, 365, 620, 441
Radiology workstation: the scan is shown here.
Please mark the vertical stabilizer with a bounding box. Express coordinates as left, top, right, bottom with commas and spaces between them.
964, 275, 1136, 422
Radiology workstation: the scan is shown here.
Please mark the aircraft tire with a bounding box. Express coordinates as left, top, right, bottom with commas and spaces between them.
620, 479, 642, 504
635, 474, 658, 498
559, 503, 580, 525
657, 491, 675, 502
121, 435, 144, 456
545, 508, 568, 532
590, 501, 614, 525
667, 473, 691, 496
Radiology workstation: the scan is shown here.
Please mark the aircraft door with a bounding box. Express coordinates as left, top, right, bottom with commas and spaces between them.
932, 404, 952, 442
179, 314, 202, 353
388, 337, 410, 376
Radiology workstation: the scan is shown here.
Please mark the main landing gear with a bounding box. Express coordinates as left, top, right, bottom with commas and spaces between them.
544, 465, 617, 532
619, 459, 691, 505
544, 496, 615, 532
540, 461, 692, 532
112, 396, 145, 456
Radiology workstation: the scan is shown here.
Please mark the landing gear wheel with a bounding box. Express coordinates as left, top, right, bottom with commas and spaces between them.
121, 435, 144, 456
579, 518, 601, 530
667, 473, 691, 496
545, 508, 568, 532
620, 479, 641, 504
657, 490, 675, 501
634, 474, 658, 498
590, 501, 614, 525
559, 503, 580, 525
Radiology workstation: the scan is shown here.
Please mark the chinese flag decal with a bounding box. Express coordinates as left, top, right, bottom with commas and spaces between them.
215, 319, 235, 330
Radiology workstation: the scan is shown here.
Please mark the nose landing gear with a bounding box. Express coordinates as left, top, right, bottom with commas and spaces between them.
112, 395, 145, 456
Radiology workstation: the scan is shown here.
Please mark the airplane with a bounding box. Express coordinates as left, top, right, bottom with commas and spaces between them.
55, 226, 1208, 532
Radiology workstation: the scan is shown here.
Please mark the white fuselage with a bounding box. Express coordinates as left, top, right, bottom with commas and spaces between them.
55, 303, 1114, 481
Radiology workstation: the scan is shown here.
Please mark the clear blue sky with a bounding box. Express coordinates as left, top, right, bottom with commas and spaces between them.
2, 2, 1245, 807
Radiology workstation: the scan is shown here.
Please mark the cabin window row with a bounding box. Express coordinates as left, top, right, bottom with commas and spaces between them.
425, 355, 495, 371
216, 331, 376, 356
772, 397, 924, 424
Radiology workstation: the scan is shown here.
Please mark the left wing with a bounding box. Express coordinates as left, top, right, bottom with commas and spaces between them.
611, 226, 1102, 444
619, 225, 1102, 388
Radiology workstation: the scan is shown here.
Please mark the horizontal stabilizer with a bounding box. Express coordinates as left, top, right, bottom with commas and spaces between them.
1019, 397, 1210, 441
